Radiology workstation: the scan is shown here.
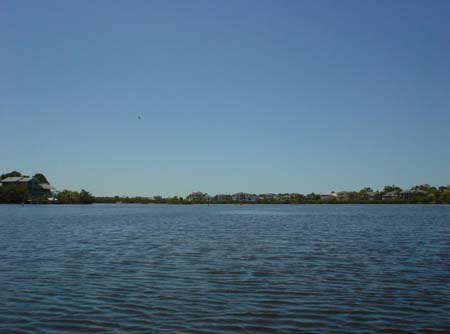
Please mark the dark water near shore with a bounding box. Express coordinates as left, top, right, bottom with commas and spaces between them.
0, 204, 449, 333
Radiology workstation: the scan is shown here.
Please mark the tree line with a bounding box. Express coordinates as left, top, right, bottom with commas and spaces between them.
95, 184, 450, 204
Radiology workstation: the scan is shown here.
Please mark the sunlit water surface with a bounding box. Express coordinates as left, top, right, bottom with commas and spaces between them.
1, 204, 449, 333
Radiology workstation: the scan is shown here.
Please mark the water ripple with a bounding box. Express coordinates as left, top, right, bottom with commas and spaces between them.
1, 204, 449, 333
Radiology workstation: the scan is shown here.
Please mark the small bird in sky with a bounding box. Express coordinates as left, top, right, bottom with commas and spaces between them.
138, 115, 142, 120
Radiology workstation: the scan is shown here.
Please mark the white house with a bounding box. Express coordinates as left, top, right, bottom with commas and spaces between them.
382, 191, 399, 200
319, 192, 337, 201
367, 192, 380, 200
187, 192, 209, 201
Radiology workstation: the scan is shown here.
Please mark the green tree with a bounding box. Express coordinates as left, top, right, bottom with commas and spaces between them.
33, 173, 49, 184
356, 187, 373, 200
383, 185, 402, 193
0, 184, 29, 203
79, 189, 94, 204
57, 189, 94, 204
438, 187, 450, 203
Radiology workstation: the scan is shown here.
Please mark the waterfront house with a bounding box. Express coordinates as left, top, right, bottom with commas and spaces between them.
367, 191, 381, 200
337, 191, 353, 200
319, 192, 337, 201
400, 190, 414, 200
1, 176, 54, 197
187, 192, 209, 201
382, 191, 399, 200
214, 194, 231, 202
1, 176, 35, 186
400, 189, 428, 200
279, 194, 295, 201
36, 183, 56, 197
259, 193, 276, 201
232, 192, 257, 202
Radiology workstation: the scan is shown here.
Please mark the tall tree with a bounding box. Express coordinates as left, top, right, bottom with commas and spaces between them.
383, 185, 402, 193
33, 173, 49, 184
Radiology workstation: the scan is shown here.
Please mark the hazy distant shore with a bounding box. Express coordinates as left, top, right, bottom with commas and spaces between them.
2, 171, 449, 205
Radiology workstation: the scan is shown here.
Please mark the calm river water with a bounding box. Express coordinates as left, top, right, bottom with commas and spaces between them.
0, 204, 449, 333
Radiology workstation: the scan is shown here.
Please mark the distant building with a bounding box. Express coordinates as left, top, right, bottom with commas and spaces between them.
232, 192, 257, 202
400, 190, 414, 200
0, 176, 54, 197
38, 183, 54, 191
214, 194, 231, 202
187, 192, 209, 201
382, 191, 399, 200
278, 194, 294, 201
367, 191, 381, 200
259, 193, 276, 201
306, 193, 319, 200
1, 176, 34, 186
319, 192, 337, 201
38, 183, 55, 196
289, 193, 305, 201
400, 189, 428, 200
337, 191, 353, 200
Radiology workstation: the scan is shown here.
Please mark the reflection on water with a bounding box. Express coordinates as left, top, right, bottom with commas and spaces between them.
0, 204, 449, 333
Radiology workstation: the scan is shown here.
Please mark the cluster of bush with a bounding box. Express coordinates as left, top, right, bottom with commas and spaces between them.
56, 190, 94, 204
0, 184, 29, 204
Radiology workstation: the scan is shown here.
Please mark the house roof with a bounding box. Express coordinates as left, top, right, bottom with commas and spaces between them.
1, 176, 27, 182
39, 183, 54, 190
383, 191, 399, 196
189, 192, 205, 196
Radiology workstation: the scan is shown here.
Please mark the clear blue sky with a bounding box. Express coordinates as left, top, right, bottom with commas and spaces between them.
1, 0, 449, 196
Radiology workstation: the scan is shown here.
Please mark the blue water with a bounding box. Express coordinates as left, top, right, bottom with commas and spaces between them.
0, 204, 449, 333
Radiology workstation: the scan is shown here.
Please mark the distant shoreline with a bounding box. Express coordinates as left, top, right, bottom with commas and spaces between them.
2, 202, 450, 206
23, 201, 450, 205
2, 171, 449, 205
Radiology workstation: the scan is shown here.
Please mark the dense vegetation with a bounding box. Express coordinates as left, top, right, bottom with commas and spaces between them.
94, 196, 189, 204
0, 184, 29, 204
57, 190, 95, 204
95, 184, 450, 205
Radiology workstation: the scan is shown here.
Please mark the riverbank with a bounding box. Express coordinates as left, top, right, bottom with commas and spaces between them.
92, 199, 450, 205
